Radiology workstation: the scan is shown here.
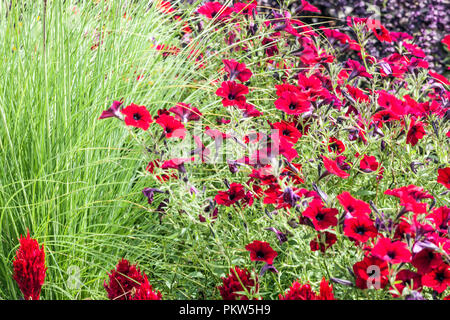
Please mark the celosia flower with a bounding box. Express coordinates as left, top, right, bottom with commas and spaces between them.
12, 231, 47, 300
121, 103, 153, 131
279, 280, 317, 300
104, 258, 145, 300
132, 274, 162, 300
218, 266, 259, 300
245, 240, 278, 264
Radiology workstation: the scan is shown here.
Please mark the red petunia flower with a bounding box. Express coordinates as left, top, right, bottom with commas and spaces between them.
216, 81, 249, 107
12, 231, 47, 300
274, 90, 311, 115
371, 237, 411, 264
322, 155, 350, 179
344, 217, 378, 243
437, 167, 450, 189
233, 1, 258, 16
359, 154, 384, 180
346, 59, 373, 81
391, 270, 422, 297
215, 182, 246, 206
121, 103, 153, 131
245, 240, 278, 264
270, 121, 302, 144
218, 266, 259, 300
421, 263, 450, 293
303, 199, 339, 231
427, 206, 450, 234
197, 2, 233, 21
104, 258, 145, 300
337, 192, 371, 218
353, 255, 389, 289
156, 114, 186, 139
168, 103, 202, 123
223, 59, 253, 82
327, 137, 345, 155
412, 248, 443, 275
406, 118, 426, 146
310, 231, 337, 253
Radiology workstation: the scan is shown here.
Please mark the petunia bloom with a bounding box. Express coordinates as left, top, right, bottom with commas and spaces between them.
223, 59, 253, 82
156, 114, 186, 139
121, 103, 153, 130
245, 240, 278, 264
99, 100, 123, 120
437, 167, 450, 189
371, 237, 411, 264
302, 199, 338, 231
168, 103, 202, 123
214, 182, 246, 206
216, 81, 249, 107
406, 118, 426, 146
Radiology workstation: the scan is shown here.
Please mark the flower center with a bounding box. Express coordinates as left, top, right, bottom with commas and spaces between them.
316, 213, 325, 221
256, 251, 265, 259
355, 226, 366, 235
133, 113, 142, 121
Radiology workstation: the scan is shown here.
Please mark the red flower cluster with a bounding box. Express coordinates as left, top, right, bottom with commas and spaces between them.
218, 266, 259, 300
279, 278, 335, 300
12, 231, 47, 300
104, 258, 162, 300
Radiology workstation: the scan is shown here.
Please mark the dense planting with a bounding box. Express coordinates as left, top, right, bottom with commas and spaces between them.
2, 0, 449, 300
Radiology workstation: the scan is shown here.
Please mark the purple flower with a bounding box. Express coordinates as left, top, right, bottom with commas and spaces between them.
265, 227, 288, 245
142, 188, 164, 205
99, 101, 123, 120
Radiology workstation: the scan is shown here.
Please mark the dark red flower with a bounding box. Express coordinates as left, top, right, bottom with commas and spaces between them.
274, 90, 311, 115
161, 157, 194, 173
215, 182, 246, 206
223, 59, 253, 82
197, 2, 233, 21
359, 155, 384, 180
437, 167, 450, 189
132, 274, 162, 300
240, 103, 263, 118
216, 81, 248, 107
421, 263, 450, 293
310, 231, 337, 253
104, 258, 145, 300
270, 121, 302, 144
353, 255, 389, 289
121, 103, 153, 130
327, 137, 345, 155
322, 155, 350, 179
406, 118, 426, 146
168, 103, 202, 123
344, 217, 378, 243
318, 278, 335, 300
99, 100, 123, 120
156, 114, 186, 139
391, 270, 422, 297
303, 199, 338, 231
412, 248, 443, 275
279, 280, 317, 300
233, 1, 257, 16
337, 192, 371, 218
218, 266, 259, 300
245, 240, 278, 264
371, 237, 411, 264
346, 59, 373, 81
12, 231, 47, 300
427, 206, 450, 234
